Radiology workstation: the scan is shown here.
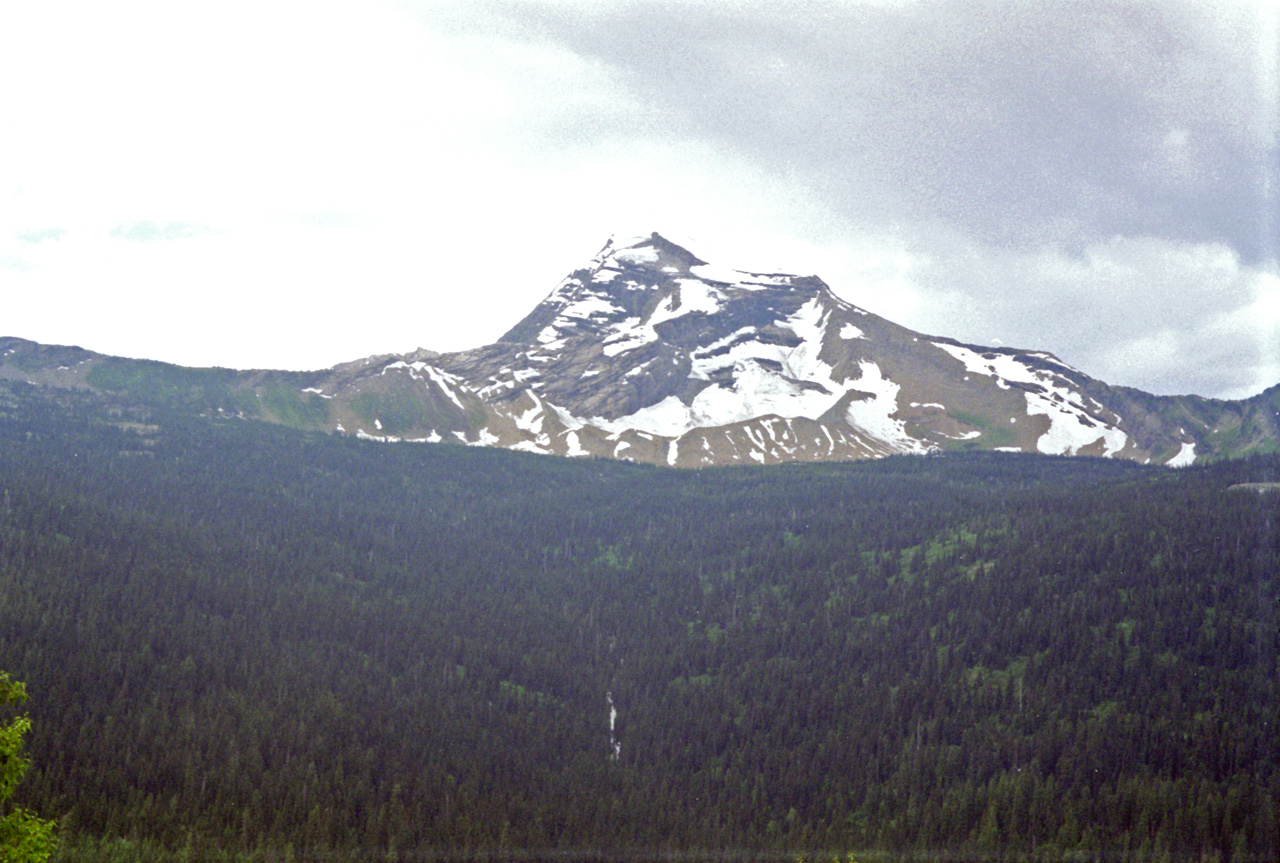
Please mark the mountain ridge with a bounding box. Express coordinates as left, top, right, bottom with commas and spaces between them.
3, 232, 1278, 466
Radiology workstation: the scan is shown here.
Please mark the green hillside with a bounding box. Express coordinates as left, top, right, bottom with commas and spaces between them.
0, 379, 1275, 862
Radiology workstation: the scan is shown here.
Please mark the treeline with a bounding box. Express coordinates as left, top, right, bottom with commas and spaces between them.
0, 379, 1275, 862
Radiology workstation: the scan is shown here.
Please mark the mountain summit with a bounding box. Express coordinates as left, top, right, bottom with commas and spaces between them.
283, 232, 1280, 466
4, 233, 1278, 466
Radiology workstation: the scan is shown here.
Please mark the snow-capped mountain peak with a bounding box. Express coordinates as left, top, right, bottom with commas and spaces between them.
592, 232, 706, 271
48, 232, 1251, 468
408, 233, 1149, 465
6, 232, 1279, 466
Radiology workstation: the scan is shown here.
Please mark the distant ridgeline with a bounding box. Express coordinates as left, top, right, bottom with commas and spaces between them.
0, 378, 1276, 862
4, 233, 1280, 469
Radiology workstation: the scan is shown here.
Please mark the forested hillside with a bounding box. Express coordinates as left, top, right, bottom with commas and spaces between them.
0, 379, 1276, 862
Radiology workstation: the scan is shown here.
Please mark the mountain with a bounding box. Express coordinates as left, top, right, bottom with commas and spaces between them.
3, 232, 1279, 466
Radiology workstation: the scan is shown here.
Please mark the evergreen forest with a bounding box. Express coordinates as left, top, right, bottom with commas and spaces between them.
0, 379, 1276, 862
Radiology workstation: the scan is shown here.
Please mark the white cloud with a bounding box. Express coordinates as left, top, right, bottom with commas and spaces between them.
0, 1, 866, 368
1, 0, 1274, 399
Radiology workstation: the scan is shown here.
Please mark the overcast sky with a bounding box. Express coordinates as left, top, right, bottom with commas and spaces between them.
3, 0, 1277, 398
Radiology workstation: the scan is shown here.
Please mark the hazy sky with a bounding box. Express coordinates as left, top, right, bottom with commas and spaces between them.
3, 0, 1277, 398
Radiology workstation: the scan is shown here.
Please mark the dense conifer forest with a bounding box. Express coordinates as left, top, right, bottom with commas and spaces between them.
0, 379, 1276, 862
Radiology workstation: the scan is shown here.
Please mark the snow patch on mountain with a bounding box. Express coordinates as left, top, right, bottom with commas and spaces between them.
514, 392, 548, 437
595, 282, 729, 359
454, 428, 500, 447
1025, 390, 1128, 456
932, 343, 1030, 386
548, 403, 585, 431
743, 273, 806, 288
382, 360, 470, 410
561, 293, 625, 320
593, 395, 689, 438
610, 244, 660, 265
564, 431, 588, 457
537, 325, 563, 346
602, 317, 658, 357
844, 362, 925, 454
689, 328, 758, 378
1167, 441, 1197, 467
665, 280, 726, 317
648, 284, 724, 328
689, 261, 750, 285
932, 342, 1125, 456
1027, 351, 1084, 375
422, 366, 468, 410
694, 361, 836, 428
585, 296, 930, 449
782, 298, 833, 376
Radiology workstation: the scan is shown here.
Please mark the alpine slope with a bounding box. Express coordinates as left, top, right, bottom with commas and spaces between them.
293, 234, 1278, 467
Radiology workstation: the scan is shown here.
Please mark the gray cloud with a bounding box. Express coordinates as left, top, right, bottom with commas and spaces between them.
429, 0, 1278, 398
7, 1, 1272, 398
895, 234, 1275, 397
456, 0, 1277, 264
